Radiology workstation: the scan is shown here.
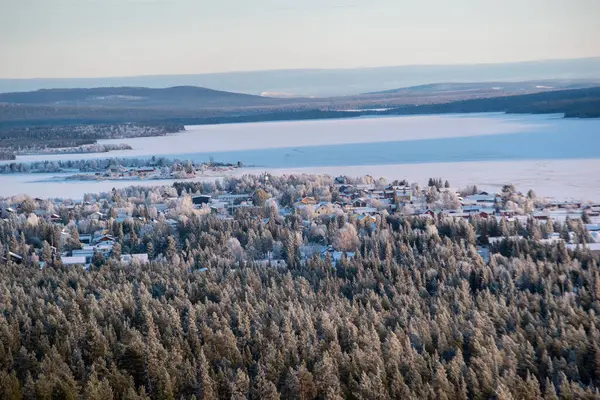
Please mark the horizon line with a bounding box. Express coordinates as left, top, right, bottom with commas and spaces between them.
1, 55, 599, 82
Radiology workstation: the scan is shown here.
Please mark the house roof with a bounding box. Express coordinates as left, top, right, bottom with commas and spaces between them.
121, 253, 149, 263
61, 256, 87, 265
567, 243, 600, 252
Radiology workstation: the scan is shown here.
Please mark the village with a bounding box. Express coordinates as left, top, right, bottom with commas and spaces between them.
61, 160, 241, 182
2, 174, 600, 269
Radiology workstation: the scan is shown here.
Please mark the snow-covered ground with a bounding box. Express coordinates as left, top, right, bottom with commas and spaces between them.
2, 158, 600, 200
0, 173, 222, 199
239, 158, 600, 201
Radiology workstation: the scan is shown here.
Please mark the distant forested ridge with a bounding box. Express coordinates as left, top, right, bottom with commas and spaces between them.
0, 86, 287, 108
380, 86, 600, 118
0, 123, 183, 158
1, 87, 598, 132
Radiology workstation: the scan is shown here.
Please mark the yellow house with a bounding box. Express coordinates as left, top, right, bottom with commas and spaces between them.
396, 191, 413, 203
299, 197, 318, 205
358, 215, 377, 225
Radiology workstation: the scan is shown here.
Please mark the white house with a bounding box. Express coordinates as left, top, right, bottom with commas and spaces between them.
61, 256, 87, 266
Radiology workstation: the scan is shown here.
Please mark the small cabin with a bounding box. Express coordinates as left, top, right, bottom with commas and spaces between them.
192, 195, 212, 205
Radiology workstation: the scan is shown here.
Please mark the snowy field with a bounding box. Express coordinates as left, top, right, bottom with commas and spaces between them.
2, 113, 600, 200
0, 173, 222, 199
2, 158, 599, 201
240, 158, 600, 201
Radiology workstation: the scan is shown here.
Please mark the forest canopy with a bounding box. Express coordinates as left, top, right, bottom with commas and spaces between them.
0, 175, 599, 399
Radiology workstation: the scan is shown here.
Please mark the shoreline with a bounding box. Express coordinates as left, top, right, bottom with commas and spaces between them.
2, 158, 599, 202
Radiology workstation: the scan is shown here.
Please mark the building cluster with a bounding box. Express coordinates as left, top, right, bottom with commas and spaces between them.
2, 175, 600, 269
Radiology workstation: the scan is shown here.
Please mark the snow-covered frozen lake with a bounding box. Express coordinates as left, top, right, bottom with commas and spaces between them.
3, 113, 600, 199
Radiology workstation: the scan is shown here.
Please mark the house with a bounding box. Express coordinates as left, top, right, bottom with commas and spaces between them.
95, 234, 116, 244
2, 251, 23, 264
256, 259, 288, 268
192, 195, 212, 205
217, 193, 252, 205
445, 211, 471, 219
464, 194, 497, 204
79, 234, 92, 245
71, 248, 95, 264
532, 212, 550, 221
116, 215, 131, 223
477, 247, 490, 263
352, 207, 378, 215
297, 197, 318, 206
498, 210, 516, 217
585, 224, 600, 232
334, 176, 347, 184
355, 184, 375, 191
331, 251, 356, 264
421, 209, 436, 218
61, 256, 87, 266
352, 198, 368, 208
319, 246, 357, 264
549, 201, 582, 209
315, 202, 341, 216
90, 211, 105, 220
152, 203, 169, 213
396, 192, 413, 203
567, 243, 600, 255
488, 236, 524, 245
338, 185, 354, 194
371, 190, 385, 199
73, 243, 114, 263
357, 214, 377, 229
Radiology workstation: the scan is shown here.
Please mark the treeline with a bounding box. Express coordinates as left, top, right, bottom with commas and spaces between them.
0, 156, 199, 174
0, 151, 16, 160
0, 123, 184, 158
0, 175, 599, 398
379, 87, 600, 118
16, 143, 133, 156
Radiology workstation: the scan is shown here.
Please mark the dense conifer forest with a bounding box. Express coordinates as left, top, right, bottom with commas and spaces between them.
1, 176, 599, 399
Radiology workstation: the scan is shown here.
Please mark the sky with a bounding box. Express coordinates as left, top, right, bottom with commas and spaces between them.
1, 0, 599, 79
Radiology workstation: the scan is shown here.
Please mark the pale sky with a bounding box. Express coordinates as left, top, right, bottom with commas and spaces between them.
1, 0, 599, 78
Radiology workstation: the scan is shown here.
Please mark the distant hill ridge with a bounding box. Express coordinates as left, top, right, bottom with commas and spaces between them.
1, 56, 599, 96
1, 84, 599, 128
363, 80, 600, 95
0, 86, 286, 108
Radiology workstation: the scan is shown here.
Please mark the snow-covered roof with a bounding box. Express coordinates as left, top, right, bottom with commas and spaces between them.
567, 243, 600, 252
488, 236, 524, 244
352, 207, 378, 214
464, 194, 497, 201
61, 256, 87, 265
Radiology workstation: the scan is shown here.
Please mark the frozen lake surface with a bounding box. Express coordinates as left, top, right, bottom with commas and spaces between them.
2, 113, 600, 199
